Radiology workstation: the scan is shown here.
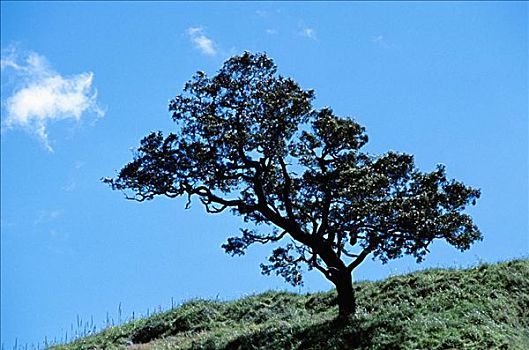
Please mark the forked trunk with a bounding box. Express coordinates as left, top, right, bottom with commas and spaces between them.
335, 270, 355, 320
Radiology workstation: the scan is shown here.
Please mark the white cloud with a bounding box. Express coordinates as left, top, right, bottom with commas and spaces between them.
266, 29, 278, 35
186, 27, 217, 56
299, 27, 316, 40
1, 48, 104, 151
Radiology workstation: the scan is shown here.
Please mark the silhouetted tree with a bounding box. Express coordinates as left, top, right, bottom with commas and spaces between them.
104, 52, 481, 319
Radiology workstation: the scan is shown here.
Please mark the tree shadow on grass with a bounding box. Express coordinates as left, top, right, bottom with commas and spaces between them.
223, 317, 379, 350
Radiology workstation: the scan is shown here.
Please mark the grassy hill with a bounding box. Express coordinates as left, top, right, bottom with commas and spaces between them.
49, 259, 529, 350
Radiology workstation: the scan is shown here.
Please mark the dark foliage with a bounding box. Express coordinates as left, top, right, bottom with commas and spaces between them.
104, 52, 481, 317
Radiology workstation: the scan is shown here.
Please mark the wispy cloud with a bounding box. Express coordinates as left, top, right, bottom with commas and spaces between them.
1, 47, 104, 151
299, 27, 316, 40
372, 35, 391, 49
49, 229, 70, 241
62, 161, 84, 192
266, 29, 278, 35
34, 209, 63, 225
186, 27, 217, 56
62, 181, 77, 192
255, 9, 281, 18
255, 10, 268, 18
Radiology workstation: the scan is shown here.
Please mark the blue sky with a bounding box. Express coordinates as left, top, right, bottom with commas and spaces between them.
1, 1, 527, 347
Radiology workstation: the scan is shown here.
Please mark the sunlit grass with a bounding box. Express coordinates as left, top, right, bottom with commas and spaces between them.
47, 259, 529, 349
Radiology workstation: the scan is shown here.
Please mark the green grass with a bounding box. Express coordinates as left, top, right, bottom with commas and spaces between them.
49, 259, 529, 350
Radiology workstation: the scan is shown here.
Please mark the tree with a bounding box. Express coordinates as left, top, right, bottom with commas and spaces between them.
104, 52, 481, 319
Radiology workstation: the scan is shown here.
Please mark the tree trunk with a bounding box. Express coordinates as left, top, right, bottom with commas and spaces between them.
335, 270, 355, 320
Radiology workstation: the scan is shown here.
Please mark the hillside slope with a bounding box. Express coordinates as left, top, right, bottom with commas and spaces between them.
50, 259, 529, 350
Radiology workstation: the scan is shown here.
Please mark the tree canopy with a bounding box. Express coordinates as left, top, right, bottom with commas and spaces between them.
105, 52, 481, 317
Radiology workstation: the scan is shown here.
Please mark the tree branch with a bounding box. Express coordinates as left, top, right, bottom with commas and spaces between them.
246, 229, 288, 244
185, 185, 250, 214
347, 247, 372, 273
277, 156, 296, 221
251, 169, 311, 246
315, 153, 332, 239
